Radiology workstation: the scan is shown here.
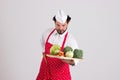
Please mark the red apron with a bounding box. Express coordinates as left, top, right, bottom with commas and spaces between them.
36, 29, 71, 80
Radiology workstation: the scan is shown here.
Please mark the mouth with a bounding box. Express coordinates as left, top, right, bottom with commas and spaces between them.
57, 30, 64, 34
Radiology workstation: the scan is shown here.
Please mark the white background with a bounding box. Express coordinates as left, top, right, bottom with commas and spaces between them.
0, 0, 120, 80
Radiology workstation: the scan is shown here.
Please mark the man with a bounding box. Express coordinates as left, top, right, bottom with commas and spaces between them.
36, 10, 79, 80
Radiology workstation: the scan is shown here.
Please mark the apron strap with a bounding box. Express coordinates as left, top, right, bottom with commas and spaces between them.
44, 28, 55, 63
61, 32, 68, 51
45, 28, 56, 47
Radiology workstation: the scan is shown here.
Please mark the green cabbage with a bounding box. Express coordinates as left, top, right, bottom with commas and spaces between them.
63, 46, 73, 54
65, 51, 74, 58
50, 44, 60, 55
73, 49, 83, 58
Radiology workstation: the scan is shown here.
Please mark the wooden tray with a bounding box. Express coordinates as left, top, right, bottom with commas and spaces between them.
46, 54, 83, 61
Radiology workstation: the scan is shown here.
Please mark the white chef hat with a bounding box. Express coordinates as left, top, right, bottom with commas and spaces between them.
55, 10, 67, 24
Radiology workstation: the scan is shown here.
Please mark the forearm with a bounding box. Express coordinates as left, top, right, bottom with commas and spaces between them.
61, 59, 75, 66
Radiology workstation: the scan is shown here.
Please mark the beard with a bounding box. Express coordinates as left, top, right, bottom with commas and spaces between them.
56, 29, 67, 34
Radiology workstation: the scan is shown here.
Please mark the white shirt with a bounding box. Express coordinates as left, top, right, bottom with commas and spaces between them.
40, 28, 79, 65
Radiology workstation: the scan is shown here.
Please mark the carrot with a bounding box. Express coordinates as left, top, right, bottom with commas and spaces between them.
58, 51, 64, 56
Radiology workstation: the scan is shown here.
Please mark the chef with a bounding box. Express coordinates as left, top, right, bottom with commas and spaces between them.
36, 10, 79, 80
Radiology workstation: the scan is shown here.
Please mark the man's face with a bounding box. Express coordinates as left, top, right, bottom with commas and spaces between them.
55, 21, 68, 34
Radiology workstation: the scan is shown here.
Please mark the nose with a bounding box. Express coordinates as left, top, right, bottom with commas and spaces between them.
59, 26, 63, 30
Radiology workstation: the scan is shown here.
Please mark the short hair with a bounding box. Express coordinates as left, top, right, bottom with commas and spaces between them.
53, 15, 71, 23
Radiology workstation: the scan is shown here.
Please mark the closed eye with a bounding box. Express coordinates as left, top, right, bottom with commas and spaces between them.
57, 24, 60, 26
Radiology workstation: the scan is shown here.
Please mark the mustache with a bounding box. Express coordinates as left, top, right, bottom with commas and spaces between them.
56, 29, 67, 34
57, 30, 64, 34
